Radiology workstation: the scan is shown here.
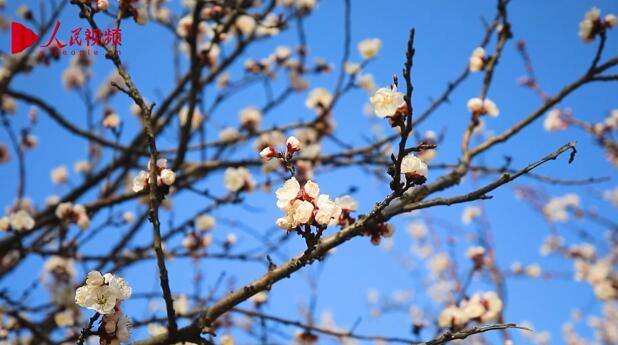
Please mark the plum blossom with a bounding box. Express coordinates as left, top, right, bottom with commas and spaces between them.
462, 291, 503, 322
543, 193, 580, 222
239, 106, 262, 131
286, 136, 301, 153
467, 97, 499, 117
400, 154, 428, 182
8, 210, 35, 232
461, 205, 482, 225
195, 214, 216, 231
51, 165, 68, 184
55, 202, 90, 230
543, 109, 568, 132
369, 86, 405, 118
358, 38, 382, 59
274, 177, 341, 230
132, 158, 176, 193
305, 88, 333, 112
75, 271, 132, 315
224, 167, 255, 192
468, 47, 486, 72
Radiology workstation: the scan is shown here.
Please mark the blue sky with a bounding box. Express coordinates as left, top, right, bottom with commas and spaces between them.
1, 0, 617, 344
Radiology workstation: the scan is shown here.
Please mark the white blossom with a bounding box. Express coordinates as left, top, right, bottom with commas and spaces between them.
370, 86, 405, 118
358, 38, 382, 59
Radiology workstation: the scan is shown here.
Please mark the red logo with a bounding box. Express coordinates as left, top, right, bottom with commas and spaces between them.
10, 21, 122, 55
11, 21, 39, 54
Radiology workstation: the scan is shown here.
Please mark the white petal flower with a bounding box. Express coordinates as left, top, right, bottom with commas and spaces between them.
132, 171, 149, 193
292, 200, 314, 224
305, 88, 333, 111
160, 169, 176, 186
196, 214, 216, 231
224, 167, 255, 192
275, 177, 301, 208
286, 136, 301, 152
543, 109, 568, 132
334, 195, 358, 211
107, 275, 132, 301
315, 194, 341, 225
51, 165, 68, 184
401, 154, 428, 178
86, 270, 105, 287
358, 38, 382, 59
369, 86, 405, 118
9, 210, 34, 231
303, 180, 320, 199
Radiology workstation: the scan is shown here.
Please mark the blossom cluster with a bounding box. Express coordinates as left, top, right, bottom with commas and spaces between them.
466, 97, 499, 117
75, 271, 132, 344
132, 158, 176, 193
438, 291, 503, 328
542, 193, 580, 222
578, 7, 616, 43
468, 47, 486, 72
0, 209, 35, 232
55, 202, 90, 230
274, 177, 357, 230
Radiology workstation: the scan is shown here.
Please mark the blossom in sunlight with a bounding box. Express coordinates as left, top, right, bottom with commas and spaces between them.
579, 7, 601, 43
75, 271, 132, 315
606, 14, 617, 28
525, 263, 542, 278
334, 195, 358, 212
239, 106, 262, 131
400, 154, 428, 183
160, 168, 176, 186
235, 15, 256, 35
101, 311, 131, 344
543, 193, 580, 222
344, 62, 361, 75
462, 291, 503, 322
274, 177, 342, 230
219, 127, 240, 142
543, 109, 569, 132
467, 97, 499, 117
42, 256, 76, 283
55, 202, 90, 230
73, 160, 92, 174
97, 0, 109, 11
406, 222, 427, 240
305, 88, 333, 112
220, 335, 236, 345
8, 210, 35, 232
438, 305, 469, 328
224, 167, 255, 192
357, 74, 376, 92
286, 136, 301, 153
358, 38, 382, 59
2, 95, 16, 114
461, 205, 482, 225
468, 47, 486, 72
369, 86, 405, 118
249, 291, 268, 306
179, 106, 205, 131
62, 66, 86, 90
132, 170, 149, 193
132, 158, 176, 193
134, 7, 149, 25
260, 146, 278, 161
195, 214, 216, 231
50, 165, 68, 184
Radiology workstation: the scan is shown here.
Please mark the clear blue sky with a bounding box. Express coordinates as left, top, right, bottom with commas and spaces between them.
1, 0, 617, 344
